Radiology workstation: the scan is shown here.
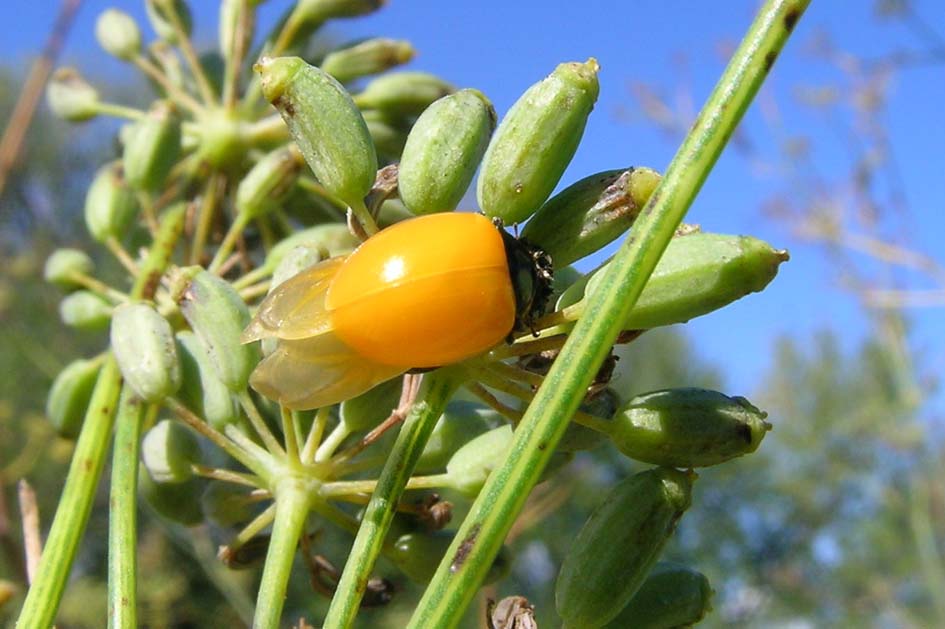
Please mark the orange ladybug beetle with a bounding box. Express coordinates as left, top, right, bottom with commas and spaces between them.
242, 212, 552, 409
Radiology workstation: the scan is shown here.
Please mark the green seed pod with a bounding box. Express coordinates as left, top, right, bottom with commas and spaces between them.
390, 530, 511, 584
398, 89, 496, 215
256, 56, 377, 209
603, 561, 713, 629
521, 167, 661, 267
321, 38, 415, 84
609, 388, 771, 468
286, 0, 382, 40
444, 424, 513, 497
362, 109, 411, 159
176, 331, 241, 431
44, 249, 94, 290
141, 419, 201, 483
562, 232, 789, 330
46, 68, 99, 122
201, 481, 258, 528
139, 466, 203, 525
95, 8, 142, 61
269, 244, 324, 292
298, 0, 382, 19
416, 401, 499, 473
555, 467, 694, 628
478, 59, 600, 225
123, 101, 182, 192
176, 268, 257, 392
59, 290, 113, 331
235, 146, 302, 222
111, 303, 181, 403
145, 0, 193, 44
84, 162, 139, 243
265, 223, 358, 271
353, 72, 455, 117
46, 358, 101, 439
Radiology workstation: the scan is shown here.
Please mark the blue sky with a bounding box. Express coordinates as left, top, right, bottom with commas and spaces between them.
4, 1, 943, 414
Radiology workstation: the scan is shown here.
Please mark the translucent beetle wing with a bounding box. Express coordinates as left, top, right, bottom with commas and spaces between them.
241, 256, 346, 343
249, 331, 406, 410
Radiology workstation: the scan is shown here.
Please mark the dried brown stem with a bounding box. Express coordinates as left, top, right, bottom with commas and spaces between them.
0, 0, 82, 198
17, 480, 42, 584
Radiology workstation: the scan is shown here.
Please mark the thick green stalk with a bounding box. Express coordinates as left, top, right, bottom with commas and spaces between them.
253, 475, 314, 629
107, 388, 147, 629
323, 371, 461, 628
16, 358, 122, 628
130, 202, 186, 300
408, 1, 811, 627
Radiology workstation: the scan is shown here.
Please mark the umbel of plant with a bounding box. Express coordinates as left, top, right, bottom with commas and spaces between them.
22, 0, 807, 627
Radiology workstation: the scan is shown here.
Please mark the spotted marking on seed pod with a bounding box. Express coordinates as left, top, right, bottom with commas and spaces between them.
273, 95, 295, 117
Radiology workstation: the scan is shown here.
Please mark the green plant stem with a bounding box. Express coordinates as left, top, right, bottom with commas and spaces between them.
167, 9, 218, 107
232, 264, 272, 290
65, 270, 129, 303
169, 399, 272, 482
315, 422, 351, 462
471, 366, 610, 432
222, 0, 253, 108
111, 204, 187, 623
465, 381, 522, 423
105, 236, 140, 275
253, 476, 314, 629
107, 388, 146, 629
408, 2, 811, 627
323, 370, 461, 628
132, 203, 187, 300
132, 55, 204, 114
237, 390, 285, 457
319, 473, 453, 498
16, 358, 122, 629
348, 198, 379, 237
230, 503, 277, 552
208, 215, 249, 274
94, 101, 147, 121
301, 406, 331, 463
238, 279, 272, 301
191, 464, 260, 487
487, 334, 567, 360
281, 406, 301, 469
189, 172, 225, 265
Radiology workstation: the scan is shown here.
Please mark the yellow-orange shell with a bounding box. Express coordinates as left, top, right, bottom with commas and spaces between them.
326, 212, 515, 367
